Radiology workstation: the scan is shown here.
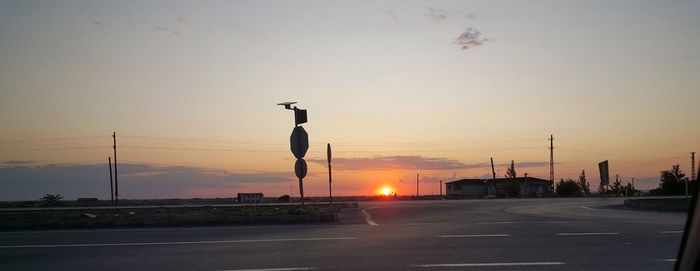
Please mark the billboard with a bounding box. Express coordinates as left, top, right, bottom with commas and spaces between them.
598, 160, 609, 186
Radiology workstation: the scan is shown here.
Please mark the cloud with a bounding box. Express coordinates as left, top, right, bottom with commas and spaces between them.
176, 16, 191, 24
155, 25, 179, 36
427, 7, 449, 22
307, 155, 489, 171
0, 163, 295, 200
455, 27, 489, 50
496, 161, 550, 168
387, 10, 399, 21
92, 20, 106, 27
3, 160, 33, 165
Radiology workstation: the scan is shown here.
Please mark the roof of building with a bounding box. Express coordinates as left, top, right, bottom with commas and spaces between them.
446, 177, 551, 185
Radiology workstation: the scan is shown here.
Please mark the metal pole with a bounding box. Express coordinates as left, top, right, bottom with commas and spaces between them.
113, 132, 119, 205
328, 157, 332, 205
108, 157, 113, 205
550, 135, 554, 191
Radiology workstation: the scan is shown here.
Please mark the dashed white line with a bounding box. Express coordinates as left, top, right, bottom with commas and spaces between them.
218, 268, 314, 271
0, 237, 357, 249
415, 262, 566, 267
660, 231, 684, 234
361, 208, 378, 226
660, 259, 677, 262
556, 232, 619, 236
439, 234, 510, 238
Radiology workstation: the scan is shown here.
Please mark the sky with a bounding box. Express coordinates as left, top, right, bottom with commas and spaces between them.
1, 0, 699, 200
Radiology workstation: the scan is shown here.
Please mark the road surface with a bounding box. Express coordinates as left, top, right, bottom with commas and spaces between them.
0, 198, 687, 270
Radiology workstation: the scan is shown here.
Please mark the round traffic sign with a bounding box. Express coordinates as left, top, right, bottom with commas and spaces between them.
295, 158, 308, 179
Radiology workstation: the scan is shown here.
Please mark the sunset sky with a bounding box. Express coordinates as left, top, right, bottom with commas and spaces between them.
1, 0, 699, 200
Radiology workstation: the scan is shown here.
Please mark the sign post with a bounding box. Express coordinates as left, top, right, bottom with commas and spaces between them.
327, 143, 332, 205
598, 160, 609, 193
290, 126, 309, 205
279, 102, 310, 205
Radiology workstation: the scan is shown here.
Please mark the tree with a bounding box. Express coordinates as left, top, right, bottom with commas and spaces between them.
40, 194, 63, 207
610, 175, 623, 196
578, 170, 591, 195
556, 179, 583, 197
650, 164, 688, 195
503, 160, 519, 197
504, 160, 516, 179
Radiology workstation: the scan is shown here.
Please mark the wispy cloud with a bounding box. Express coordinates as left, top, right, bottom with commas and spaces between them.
387, 10, 399, 21
155, 25, 179, 36
427, 7, 449, 22
176, 15, 192, 24
3, 160, 34, 165
455, 27, 489, 50
307, 155, 487, 171
91, 20, 106, 27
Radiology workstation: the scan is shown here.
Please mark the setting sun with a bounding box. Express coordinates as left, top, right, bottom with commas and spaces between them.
381, 187, 392, 196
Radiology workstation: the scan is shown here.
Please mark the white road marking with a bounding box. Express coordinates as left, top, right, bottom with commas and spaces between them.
415, 262, 565, 267
660, 259, 677, 262
361, 208, 378, 226
1, 225, 313, 234
218, 268, 313, 271
660, 231, 684, 234
478, 220, 591, 224
0, 237, 357, 249
556, 232, 620, 236
439, 234, 510, 238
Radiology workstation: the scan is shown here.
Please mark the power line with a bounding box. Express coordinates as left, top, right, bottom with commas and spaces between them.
0, 135, 108, 143
118, 160, 287, 174
0, 146, 111, 152
615, 154, 686, 171
557, 147, 666, 159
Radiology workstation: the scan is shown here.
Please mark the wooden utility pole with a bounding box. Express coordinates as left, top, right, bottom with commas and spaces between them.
113, 132, 119, 205
439, 180, 443, 197
108, 157, 113, 205
490, 157, 496, 180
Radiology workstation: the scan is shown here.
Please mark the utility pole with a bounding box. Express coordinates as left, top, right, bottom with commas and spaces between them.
416, 173, 419, 200
108, 157, 113, 205
692, 152, 696, 182
687, 152, 694, 199
490, 157, 496, 180
327, 143, 333, 205
112, 132, 119, 205
439, 180, 443, 197
549, 135, 554, 191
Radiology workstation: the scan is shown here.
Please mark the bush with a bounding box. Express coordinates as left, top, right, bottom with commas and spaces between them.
504, 180, 520, 198
556, 179, 582, 197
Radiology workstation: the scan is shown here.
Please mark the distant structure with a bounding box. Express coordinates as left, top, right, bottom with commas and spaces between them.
237, 193, 264, 204
445, 177, 552, 198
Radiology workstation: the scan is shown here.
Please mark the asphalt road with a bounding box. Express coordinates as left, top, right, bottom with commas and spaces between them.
0, 198, 688, 271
